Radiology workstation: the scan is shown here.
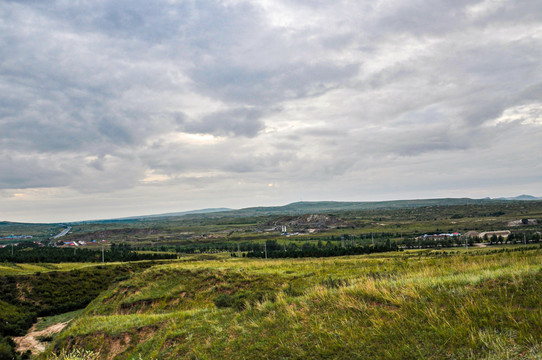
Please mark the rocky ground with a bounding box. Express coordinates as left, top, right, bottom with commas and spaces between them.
14, 321, 70, 356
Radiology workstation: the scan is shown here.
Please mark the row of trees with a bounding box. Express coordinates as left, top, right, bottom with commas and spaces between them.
402, 236, 474, 249
396, 231, 542, 249
243, 240, 398, 259
0, 247, 177, 263
240, 232, 541, 256
486, 232, 541, 244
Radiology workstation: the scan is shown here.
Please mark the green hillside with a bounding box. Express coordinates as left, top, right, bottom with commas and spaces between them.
0, 222, 63, 240
43, 247, 542, 359
179, 198, 504, 218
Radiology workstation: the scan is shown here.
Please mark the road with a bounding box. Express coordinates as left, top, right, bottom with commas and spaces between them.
53, 226, 72, 239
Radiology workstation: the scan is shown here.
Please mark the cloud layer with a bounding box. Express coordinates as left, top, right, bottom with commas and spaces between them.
1, 0, 541, 222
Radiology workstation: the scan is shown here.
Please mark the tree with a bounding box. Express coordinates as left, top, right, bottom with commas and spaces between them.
0, 337, 16, 360
490, 234, 498, 244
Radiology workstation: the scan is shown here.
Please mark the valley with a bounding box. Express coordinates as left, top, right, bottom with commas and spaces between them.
0, 199, 541, 359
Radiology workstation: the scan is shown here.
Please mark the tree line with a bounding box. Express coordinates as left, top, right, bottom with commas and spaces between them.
242, 240, 398, 259
0, 245, 177, 263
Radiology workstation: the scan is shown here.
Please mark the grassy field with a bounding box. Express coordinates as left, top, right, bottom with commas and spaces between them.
18, 200, 534, 260
41, 246, 542, 359
0, 222, 63, 239
1, 200, 539, 359
0, 263, 113, 276
0, 259, 188, 276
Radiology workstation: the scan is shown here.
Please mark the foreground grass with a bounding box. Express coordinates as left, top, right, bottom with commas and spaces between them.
46, 248, 542, 359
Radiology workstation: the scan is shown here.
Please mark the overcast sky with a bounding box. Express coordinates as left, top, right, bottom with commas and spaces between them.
1, 0, 541, 223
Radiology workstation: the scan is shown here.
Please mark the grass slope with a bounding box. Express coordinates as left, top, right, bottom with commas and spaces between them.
0, 222, 63, 240
46, 248, 542, 359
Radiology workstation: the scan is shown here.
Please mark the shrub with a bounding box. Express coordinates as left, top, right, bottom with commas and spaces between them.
322, 276, 349, 289
213, 294, 234, 308
214, 290, 275, 310
0, 337, 15, 360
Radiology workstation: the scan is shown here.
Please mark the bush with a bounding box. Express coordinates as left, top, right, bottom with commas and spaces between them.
213, 294, 234, 308
0, 337, 15, 360
322, 276, 349, 289
214, 290, 275, 310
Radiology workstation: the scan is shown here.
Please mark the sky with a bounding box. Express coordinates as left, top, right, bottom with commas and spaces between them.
1, 0, 541, 223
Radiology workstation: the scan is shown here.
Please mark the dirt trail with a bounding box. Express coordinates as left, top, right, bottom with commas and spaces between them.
13, 321, 70, 355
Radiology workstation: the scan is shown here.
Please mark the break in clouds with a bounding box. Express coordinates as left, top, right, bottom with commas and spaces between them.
1, 0, 542, 221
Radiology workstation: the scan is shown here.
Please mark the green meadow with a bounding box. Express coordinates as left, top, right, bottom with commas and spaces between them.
42, 247, 542, 359
0, 263, 119, 277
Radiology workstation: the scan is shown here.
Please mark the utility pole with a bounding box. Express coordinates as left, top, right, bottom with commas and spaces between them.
371, 233, 374, 247
465, 235, 468, 250
237, 243, 241, 257
524, 233, 527, 246
11, 243, 14, 256
102, 244, 105, 264
264, 242, 268, 260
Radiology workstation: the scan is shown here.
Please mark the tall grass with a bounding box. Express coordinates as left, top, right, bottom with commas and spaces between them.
45, 248, 542, 359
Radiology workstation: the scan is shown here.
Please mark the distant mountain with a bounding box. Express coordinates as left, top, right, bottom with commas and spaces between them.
120, 208, 233, 220
73, 198, 499, 223
494, 195, 542, 201
10, 196, 542, 225
177, 198, 506, 219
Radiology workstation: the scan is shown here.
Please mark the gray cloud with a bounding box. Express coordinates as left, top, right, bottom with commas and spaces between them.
190, 62, 360, 105
180, 108, 265, 138
1, 0, 541, 221
0, 154, 70, 189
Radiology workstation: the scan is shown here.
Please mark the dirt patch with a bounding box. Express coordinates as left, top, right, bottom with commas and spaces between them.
268, 214, 344, 229
13, 321, 70, 355
117, 295, 187, 315
60, 326, 157, 360
103, 286, 141, 304
15, 282, 32, 303
159, 335, 186, 354
64, 228, 162, 242
508, 219, 538, 226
